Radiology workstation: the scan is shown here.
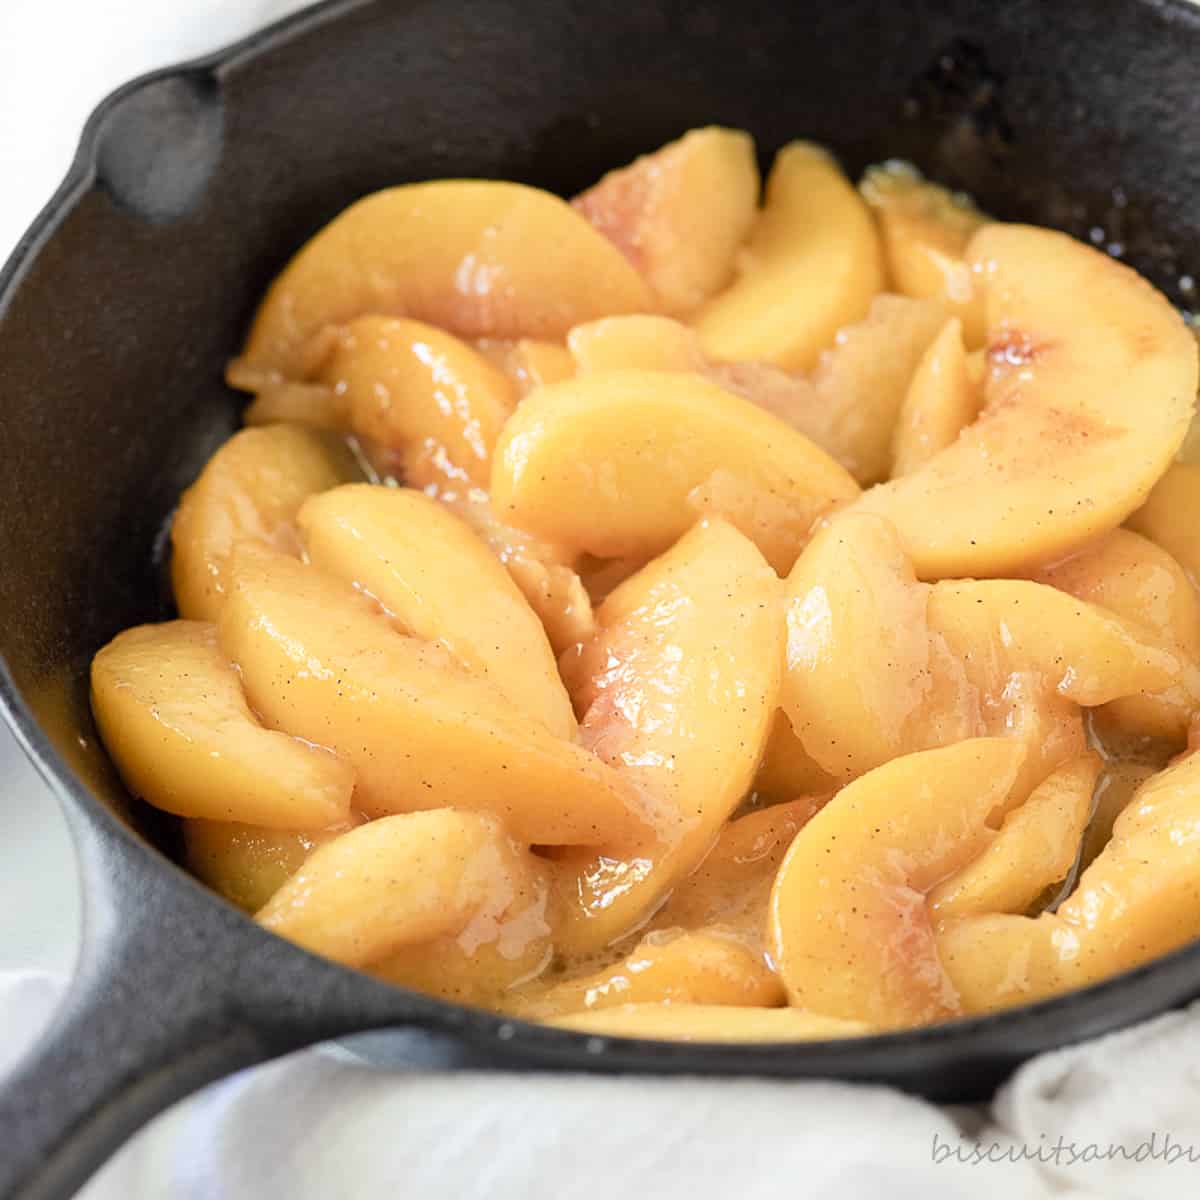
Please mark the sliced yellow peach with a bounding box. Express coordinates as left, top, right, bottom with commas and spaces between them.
928, 753, 1100, 918
651, 798, 823, 938
1079, 757, 1157, 873
1034, 529, 1200, 741
769, 738, 1026, 1029
567, 314, 703, 374
891, 317, 981, 477
750, 714, 838, 805
794, 294, 947, 484
185, 817, 359, 913
475, 338, 575, 397
1127, 462, 1200, 588
256, 810, 543, 968
551, 520, 783, 955
511, 930, 783, 1020
406, 453, 595, 655
852, 225, 1198, 578
91, 621, 354, 829
783, 514, 980, 782
299, 485, 574, 738
550, 1004, 871, 1041
694, 142, 885, 370
218, 543, 643, 845
490, 369, 860, 572
572, 127, 759, 316
939, 749, 1200, 1013
927, 579, 1178, 707
860, 161, 988, 346
238, 181, 653, 377
170, 424, 357, 622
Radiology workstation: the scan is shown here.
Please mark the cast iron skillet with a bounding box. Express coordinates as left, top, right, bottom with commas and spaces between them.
3, 0, 1200, 1195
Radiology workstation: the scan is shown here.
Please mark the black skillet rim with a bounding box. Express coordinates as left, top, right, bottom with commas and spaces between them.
2, 0, 1200, 1078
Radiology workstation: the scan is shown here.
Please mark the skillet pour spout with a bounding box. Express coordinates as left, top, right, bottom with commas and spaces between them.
4, 0, 1200, 1196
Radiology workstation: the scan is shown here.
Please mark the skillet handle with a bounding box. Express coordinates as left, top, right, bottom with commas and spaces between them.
0, 807, 436, 1200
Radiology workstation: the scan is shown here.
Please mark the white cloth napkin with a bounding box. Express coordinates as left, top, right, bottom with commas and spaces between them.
5, 1, 1200, 1196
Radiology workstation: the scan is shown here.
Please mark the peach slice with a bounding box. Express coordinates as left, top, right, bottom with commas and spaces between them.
551, 520, 783, 955
938, 748, 1200, 1013
237, 181, 653, 377
693, 142, 885, 371
750, 714, 838, 805
928, 753, 1100, 918
170, 424, 357, 622
91, 621, 354, 829
852, 225, 1198, 578
299, 485, 574, 738
572, 126, 759, 316
782, 514, 981, 782
490, 368, 860, 573
551, 1004, 871, 1041
218, 543, 643, 845
1127, 462, 1200, 588
475, 337, 575, 397
769, 738, 1026, 1028
256, 810, 544, 969
567, 314, 702, 374
891, 317, 981, 478
510, 930, 783, 1019
184, 817, 359, 913
1033, 529, 1200, 741
860, 161, 988, 346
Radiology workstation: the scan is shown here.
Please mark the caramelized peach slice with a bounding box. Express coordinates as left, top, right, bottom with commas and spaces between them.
475, 338, 575, 397
552, 520, 783, 955
852, 225, 1198, 577
1128, 462, 1200, 588
219, 544, 643, 845
299, 485, 574, 738
91, 621, 354, 829
783, 514, 980, 782
237, 181, 653, 377
185, 817, 359, 913
573, 127, 759, 316
651, 798, 823, 938
490, 369, 860, 572
860, 161, 988, 346
511, 930, 783, 1020
750, 714, 838, 805
928, 753, 1100, 918
170, 424, 357, 622
769, 738, 1026, 1028
1034, 529, 1200, 741
567, 314, 703, 373
938, 749, 1200, 1012
694, 142, 885, 370
551, 1004, 871, 1041
256, 810, 544, 968
891, 317, 980, 477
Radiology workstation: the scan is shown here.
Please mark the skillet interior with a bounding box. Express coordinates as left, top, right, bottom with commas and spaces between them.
2, 0, 1200, 1069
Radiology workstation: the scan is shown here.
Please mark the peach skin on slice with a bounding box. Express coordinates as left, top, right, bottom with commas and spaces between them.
237, 181, 654, 377
170, 424, 358, 623
851, 225, 1198, 578
572, 126, 759, 316
490, 368, 860, 573
256, 810, 545, 969
91, 621, 355, 829
218, 543, 644, 846
768, 738, 1026, 1029
550, 520, 783, 955
693, 142, 885, 371
299, 484, 575, 738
